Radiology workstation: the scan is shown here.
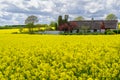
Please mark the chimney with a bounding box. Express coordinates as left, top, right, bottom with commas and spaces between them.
92, 18, 94, 21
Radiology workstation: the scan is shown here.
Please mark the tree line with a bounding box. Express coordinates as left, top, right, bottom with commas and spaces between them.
0, 13, 118, 33
24, 13, 118, 33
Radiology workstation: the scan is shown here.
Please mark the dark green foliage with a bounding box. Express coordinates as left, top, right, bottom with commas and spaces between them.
0, 26, 12, 29
25, 15, 39, 33
64, 15, 69, 23
105, 29, 115, 35
35, 24, 43, 31
58, 15, 69, 26
49, 21, 58, 30
25, 23, 34, 32
60, 32, 104, 35
0, 25, 23, 29
55, 22, 58, 30
11, 32, 18, 34
25, 15, 38, 24
19, 27, 23, 33
113, 29, 120, 34
58, 15, 63, 26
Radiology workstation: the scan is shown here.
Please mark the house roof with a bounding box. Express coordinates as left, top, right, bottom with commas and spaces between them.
70, 20, 118, 29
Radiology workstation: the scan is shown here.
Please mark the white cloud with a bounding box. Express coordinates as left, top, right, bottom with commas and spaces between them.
0, 0, 120, 26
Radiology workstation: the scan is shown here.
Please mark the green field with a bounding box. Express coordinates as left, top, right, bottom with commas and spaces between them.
0, 29, 120, 80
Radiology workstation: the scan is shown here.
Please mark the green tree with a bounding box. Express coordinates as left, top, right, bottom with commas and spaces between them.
58, 15, 70, 31
35, 24, 42, 31
26, 23, 34, 32
58, 15, 69, 28
64, 15, 69, 23
58, 15, 63, 26
25, 15, 39, 32
74, 16, 84, 21
105, 13, 117, 20
118, 22, 120, 29
54, 22, 58, 30
50, 21, 56, 27
49, 21, 58, 30
19, 27, 23, 33
25, 15, 38, 24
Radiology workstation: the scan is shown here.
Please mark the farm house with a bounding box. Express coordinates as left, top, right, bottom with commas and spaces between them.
70, 20, 118, 33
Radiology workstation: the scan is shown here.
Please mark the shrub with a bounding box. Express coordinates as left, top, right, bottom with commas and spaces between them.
12, 32, 18, 34
105, 29, 115, 35
113, 29, 120, 34
19, 28, 23, 33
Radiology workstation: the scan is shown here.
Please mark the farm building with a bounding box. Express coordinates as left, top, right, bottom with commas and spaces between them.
70, 20, 118, 33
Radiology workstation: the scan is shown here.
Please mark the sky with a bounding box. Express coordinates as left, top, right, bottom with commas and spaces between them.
0, 0, 120, 26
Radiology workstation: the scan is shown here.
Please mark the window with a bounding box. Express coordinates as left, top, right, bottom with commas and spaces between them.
94, 29, 97, 32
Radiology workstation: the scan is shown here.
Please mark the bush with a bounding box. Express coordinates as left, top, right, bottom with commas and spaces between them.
12, 32, 18, 34
85, 32, 104, 35
113, 29, 120, 34
59, 32, 104, 35
19, 28, 23, 33
105, 29, 115, 35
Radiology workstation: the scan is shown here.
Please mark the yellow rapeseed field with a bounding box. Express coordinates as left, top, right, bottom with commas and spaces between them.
0, 29, 120, 80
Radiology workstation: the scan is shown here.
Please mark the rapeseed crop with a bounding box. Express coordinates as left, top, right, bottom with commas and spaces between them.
0, 29, 120, 79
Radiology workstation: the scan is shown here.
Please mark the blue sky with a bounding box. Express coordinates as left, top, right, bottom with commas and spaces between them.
0, 0, 120, 26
